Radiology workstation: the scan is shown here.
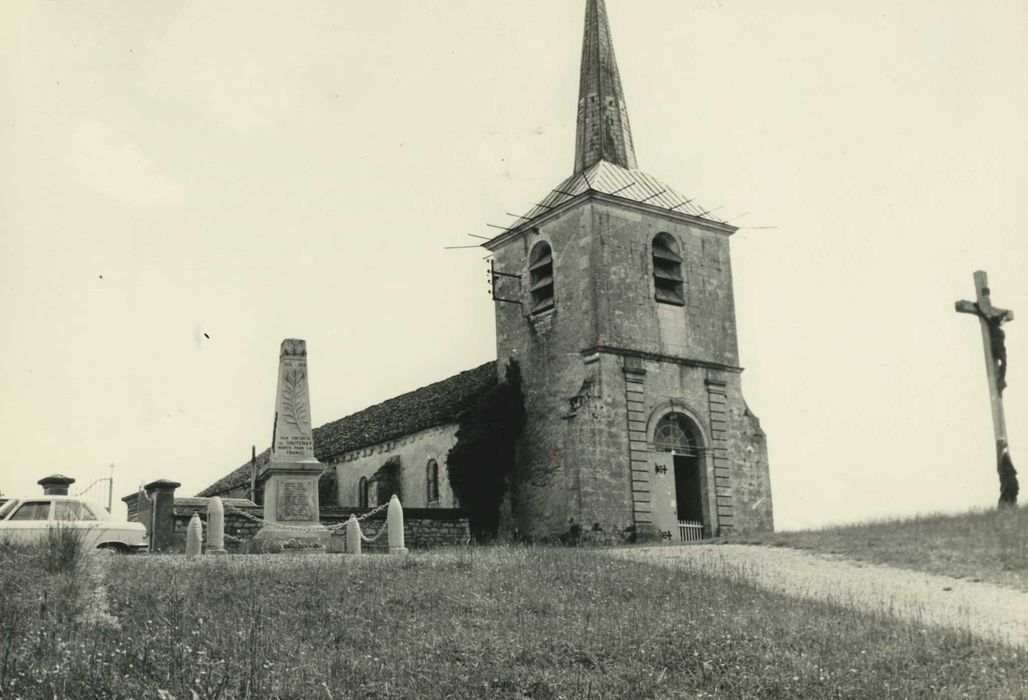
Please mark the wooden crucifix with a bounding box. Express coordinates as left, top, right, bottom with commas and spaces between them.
955, 270, 1018, 506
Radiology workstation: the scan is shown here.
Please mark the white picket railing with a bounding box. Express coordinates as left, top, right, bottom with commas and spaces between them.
678, 520, 704, 543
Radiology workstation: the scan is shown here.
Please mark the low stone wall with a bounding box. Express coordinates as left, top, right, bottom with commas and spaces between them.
167, 501, 469, 554
173, 498, 263, 553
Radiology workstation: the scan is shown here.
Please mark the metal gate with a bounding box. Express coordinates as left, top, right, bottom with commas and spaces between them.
678, 520, 704, 543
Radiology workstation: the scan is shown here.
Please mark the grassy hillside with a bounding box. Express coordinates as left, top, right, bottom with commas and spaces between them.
724, 505, 1028, 591
1, 539, 1025, 698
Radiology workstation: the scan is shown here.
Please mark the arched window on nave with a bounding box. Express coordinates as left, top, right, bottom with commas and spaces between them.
426, 459, 440, 504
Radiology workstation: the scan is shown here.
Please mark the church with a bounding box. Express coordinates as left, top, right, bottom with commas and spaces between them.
200, 0, 773, 541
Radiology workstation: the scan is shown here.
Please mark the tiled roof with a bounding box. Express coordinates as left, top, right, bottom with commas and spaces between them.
197, 361, 498, 498
515, 160, 722, 229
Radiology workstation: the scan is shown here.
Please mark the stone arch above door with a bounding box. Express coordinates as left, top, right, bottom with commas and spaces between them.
645, 401, 709, 453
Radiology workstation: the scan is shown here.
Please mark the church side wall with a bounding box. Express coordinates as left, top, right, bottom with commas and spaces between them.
565, 352, 635, 537
331, 424, 459, 510
586, 203, 771, 535
591, 202, 740, 367
721, 377, 774, 532
493, 204, 601, 538
627, 360, 719, 539
581, 358, 772, 539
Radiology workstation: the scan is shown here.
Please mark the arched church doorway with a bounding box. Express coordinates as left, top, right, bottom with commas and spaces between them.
653, 412, 707, 540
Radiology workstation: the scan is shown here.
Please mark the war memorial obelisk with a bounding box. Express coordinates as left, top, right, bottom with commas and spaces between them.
253, 339, 330, 549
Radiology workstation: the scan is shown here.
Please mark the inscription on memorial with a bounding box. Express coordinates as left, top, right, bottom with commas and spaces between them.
275, 434, 314, 458
277, 479, 316, 521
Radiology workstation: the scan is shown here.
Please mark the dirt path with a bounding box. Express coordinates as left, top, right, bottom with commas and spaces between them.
610, 544, 1028, 648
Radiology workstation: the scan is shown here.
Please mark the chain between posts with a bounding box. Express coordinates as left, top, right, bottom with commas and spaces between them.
187, 501, 392, 548
359, 521, 388, 543
221, 499, 388, 530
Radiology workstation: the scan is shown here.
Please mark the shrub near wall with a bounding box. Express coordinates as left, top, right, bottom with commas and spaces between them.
447, 360, 525, 541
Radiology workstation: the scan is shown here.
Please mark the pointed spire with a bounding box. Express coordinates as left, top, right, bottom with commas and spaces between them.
574, 0, 637, 174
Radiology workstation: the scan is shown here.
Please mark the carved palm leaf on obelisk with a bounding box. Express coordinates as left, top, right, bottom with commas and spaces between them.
281, 368, 310, 430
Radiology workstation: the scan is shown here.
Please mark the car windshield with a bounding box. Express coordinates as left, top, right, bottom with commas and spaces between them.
0, 499, 17, 519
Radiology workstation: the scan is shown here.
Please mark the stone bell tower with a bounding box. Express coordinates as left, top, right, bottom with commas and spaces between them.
485, 0, 773, 540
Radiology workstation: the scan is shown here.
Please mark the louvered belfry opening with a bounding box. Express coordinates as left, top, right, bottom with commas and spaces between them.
529, 242, 555, 314
652, 233, 684, 305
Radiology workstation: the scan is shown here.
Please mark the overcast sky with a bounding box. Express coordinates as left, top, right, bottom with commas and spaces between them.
2, 0, 1026, 530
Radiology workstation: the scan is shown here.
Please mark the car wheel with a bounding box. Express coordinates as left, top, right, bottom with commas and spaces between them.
96, 542, 129, 554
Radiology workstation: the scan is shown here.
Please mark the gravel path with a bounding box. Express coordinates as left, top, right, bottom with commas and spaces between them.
610, 544, 1028, 648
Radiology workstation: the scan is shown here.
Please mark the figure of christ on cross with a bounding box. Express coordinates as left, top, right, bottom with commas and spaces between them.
955, 270, 1018, 507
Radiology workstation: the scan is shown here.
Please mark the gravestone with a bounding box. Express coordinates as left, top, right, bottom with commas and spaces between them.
253, 339, 330, 550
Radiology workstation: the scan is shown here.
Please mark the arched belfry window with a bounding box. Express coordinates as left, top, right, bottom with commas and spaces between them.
652, 233, 684, 305
653, 413, 700, 456
358, 476, 369, 509
528, 241, 555, 314
426, 459, 440, 504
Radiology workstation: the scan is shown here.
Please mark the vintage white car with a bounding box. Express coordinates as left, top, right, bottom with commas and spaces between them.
0, 496, 148, 552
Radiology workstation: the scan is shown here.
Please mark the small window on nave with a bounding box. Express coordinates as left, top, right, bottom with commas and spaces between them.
426, 459, 440, 504
652, 233, 684, 306
528, 241, 555, 314
358, 476, 369, 509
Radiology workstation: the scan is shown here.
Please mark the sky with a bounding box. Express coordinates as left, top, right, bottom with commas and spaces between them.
1, 0, 1026, 530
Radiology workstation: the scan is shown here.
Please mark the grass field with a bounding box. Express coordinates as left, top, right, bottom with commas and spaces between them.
1, 533, 1025, 699
723, 504, 1028, 591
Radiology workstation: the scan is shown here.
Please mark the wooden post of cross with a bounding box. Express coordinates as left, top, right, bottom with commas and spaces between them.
955, 270, 1018, 506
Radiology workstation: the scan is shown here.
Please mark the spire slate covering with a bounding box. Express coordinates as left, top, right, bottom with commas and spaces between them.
574, 0, 637, 174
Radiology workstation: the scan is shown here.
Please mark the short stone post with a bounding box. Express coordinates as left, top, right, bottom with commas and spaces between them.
207, 497, 226, 555
345, 514, 362, 555
387, 494, 407, 555
185, 513, 202, 557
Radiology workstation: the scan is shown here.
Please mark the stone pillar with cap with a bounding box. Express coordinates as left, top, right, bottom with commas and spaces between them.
144, 479, 181, 553
38, 474, 75, 496
253, 339, 329, 550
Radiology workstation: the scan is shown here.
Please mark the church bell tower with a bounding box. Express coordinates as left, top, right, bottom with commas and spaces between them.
485, 0, 773, 540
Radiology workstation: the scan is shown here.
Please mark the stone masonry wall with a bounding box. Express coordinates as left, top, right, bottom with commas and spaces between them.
493, 204, 601, 538
592, 201, 740, 366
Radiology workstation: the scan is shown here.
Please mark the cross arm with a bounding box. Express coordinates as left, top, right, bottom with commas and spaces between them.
955, 300, 1014, 323
955, 300, 978, 315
